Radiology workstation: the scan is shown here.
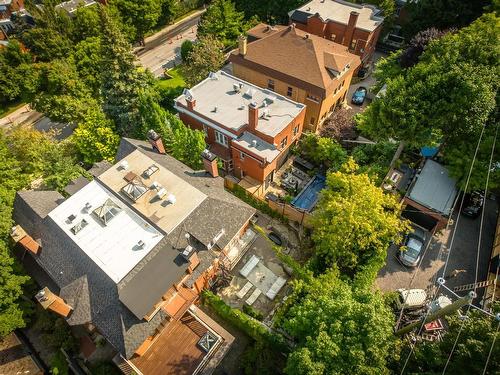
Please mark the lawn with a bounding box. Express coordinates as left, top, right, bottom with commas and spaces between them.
156, 67, 187, 111
0, 100, 24, 119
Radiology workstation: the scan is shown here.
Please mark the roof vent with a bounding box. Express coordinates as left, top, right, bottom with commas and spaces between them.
265, 94, 276, 103
119, 160, 129, 170
67, 214, 77, 223
304, 33, 310, 39
156, 187, 167, 200
183, 88, 194, 98
213, 106, 218, 113
35, 289, 48, 303
182, 245, 194, 259
166, 194, 176, 204
244, 88, 256, 98
233, 83, 241, 92
84, 202, 92, 211
208, 72, 219, 80
137, 240, 145, 249
261, 108, 270, 118
252, 140, 258, 147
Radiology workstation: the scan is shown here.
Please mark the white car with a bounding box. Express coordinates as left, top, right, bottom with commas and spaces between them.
396, 288, 428, 310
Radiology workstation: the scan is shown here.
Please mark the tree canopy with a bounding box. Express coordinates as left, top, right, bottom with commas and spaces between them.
182, 35, 225, 86
278, 270, 397, 375
198, 0, 245, 47
311, 159, 408, 279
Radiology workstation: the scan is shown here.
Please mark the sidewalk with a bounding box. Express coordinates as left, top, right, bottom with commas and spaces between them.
135, 8, 206, 56
0, 104, 42, 128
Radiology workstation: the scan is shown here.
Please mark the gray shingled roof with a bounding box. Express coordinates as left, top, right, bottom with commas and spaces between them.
12, 138, 255, 359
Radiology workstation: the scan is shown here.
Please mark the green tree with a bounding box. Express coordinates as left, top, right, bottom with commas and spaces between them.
234, 0, 303, 24
198, 0, 245, 47
358, 14, 499, 150
70, 36, 103, 95
71, 4, 101, 42
180, 39, 194, 61
73, 109, 120, 165
109, 0, 162, 44
279, 270, 397, 375
402, 0, 491, 38
0, 40, 33, 104
182, 36, 225, 86
298, 132, 347, 169
311, 159, 408, 278
395, 307, 500, 374
99, 6, 153, 135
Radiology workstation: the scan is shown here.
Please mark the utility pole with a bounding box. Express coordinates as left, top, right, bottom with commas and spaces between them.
395, 291, 475, 336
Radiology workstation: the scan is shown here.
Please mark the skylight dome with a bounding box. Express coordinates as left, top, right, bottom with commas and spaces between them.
93, 199, 122, 225
121, 177, 148, 202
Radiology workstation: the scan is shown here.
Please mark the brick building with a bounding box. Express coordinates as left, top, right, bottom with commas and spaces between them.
229, 23, 360, 132
0, 0, 24, 39
175, 70, 306, 189
289, 0, 384, 67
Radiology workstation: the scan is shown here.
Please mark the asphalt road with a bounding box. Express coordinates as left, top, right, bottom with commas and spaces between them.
377, 197, 498, 304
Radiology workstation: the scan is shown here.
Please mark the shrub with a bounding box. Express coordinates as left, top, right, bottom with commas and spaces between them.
242, 304, 264, 321
180, 40, 194, 61
201, 290, 288, 353
50, 351, 68, 375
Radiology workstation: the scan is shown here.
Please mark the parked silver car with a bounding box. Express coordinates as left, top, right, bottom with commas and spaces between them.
399, 226, 428, 267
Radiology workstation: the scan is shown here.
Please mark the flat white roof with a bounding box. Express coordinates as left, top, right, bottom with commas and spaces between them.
233, 132, 280, 162
49, 180, 164, 283
176, 71, 305, 138
295, 0, 384, 32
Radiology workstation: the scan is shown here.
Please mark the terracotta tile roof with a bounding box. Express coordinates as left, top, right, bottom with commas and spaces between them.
230, 25, 360, 97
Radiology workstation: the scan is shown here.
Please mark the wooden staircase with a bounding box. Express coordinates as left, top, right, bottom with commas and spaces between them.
453, 279, 496, 292
181, 314, 208, 337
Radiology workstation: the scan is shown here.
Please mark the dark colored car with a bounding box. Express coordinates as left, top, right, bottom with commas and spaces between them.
461, 191, 484, 218
399, 226, 428, 267
351, 86, 367, 105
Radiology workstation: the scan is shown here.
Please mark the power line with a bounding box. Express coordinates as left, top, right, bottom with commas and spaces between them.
482, 320, 500, 375
399, 124, 487, 375
441, 125, 498, 374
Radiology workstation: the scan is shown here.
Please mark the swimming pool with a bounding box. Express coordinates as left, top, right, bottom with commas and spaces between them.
291, 175, 326, 212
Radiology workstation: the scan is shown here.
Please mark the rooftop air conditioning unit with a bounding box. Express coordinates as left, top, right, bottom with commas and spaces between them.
233, 83, 241, 92
119, 160, 129, 170
156, 188, 167, 200
151, 181, 161, 190
167, 194, 176, 204
209, 72, 218, 80
182, 245, 194, 259
35, 289, 48, 303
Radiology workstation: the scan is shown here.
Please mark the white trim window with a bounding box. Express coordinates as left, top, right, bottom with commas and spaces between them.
215, 130, 229, 147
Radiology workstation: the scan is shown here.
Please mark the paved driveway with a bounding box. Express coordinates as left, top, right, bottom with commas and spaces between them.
377, 198, 498, 301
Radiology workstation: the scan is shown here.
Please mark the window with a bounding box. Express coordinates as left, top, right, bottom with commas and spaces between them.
330, 34, 336, 42
267, 79, 275, 91
202, 124, 208, 137
240, 152, 245, 159
350, 39, 357, 50
287, 87, 293, 97
306, 93, 320, 103
293, 125, 299, 137
310, 117, 315, 125
280, 136, 288, 149
215, 130, 228, 147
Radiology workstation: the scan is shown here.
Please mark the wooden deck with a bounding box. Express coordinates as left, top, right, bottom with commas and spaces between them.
132, 314, 208, 375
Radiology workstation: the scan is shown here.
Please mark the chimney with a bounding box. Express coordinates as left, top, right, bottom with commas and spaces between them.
35, 287, 72, 318
289, 23, 296, 30
201, 149, 219, 177
238, 35, 247, 56
186, 95, 196, 110
147, 129, 166, 154
343, 11, 359, 48
248, 102, 259, 132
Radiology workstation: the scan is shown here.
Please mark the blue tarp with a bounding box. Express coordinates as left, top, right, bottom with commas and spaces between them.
420, 146, 439, 158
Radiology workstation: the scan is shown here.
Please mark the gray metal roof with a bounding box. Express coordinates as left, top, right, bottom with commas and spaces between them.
407, 159, 457, 216
118, 241, 188, 319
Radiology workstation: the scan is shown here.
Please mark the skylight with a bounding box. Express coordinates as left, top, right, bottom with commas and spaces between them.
198, 331, 218, 352
93, 199, 122, 225
70, 219, 88, 235
121, 177, 148, 202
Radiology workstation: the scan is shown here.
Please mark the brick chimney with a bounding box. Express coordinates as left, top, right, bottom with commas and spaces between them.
35, 287, 73, 318
201, 149, 219, 177
238, 35, 247, 56
343, 11, 359, 48
186, 95, 196, 110
147, 129, 166, 154
248, 102, 259, 132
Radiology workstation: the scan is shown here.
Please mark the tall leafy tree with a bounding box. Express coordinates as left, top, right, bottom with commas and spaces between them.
70, 36, 103, 95
234, 0, 303, 24
402, 0, 492, 38
182, 35, 225, 86
99, 5, 153, 135
71, 4, 102, 42
279, 270, 397, 375
394, 306, 500, 374
0, 41, 33, 104
109, 0, 162, 45
311, 159, 408, 279
298, 132, 347, 169
198, 0, 245, 47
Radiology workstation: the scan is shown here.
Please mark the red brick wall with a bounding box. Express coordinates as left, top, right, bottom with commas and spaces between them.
1, 0, 24, 19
